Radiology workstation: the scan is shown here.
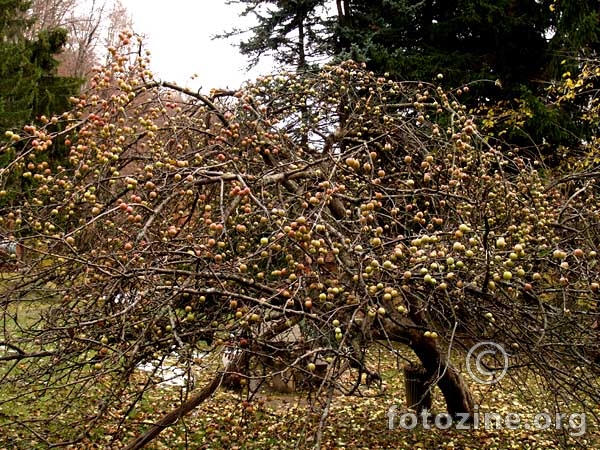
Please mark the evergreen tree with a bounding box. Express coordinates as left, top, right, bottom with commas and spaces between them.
335, 0, 556, 151
225, 0, 600, 158
548, 0, 600, 69
0, 0, 81, 133
220, 0, 331, 70
334, 1, 551, 98
226, 0, 600, 94
0, 0, 81, 207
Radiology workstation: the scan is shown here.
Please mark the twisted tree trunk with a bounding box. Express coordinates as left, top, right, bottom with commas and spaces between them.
409, 329, 475, 418
383, 316, 475, 418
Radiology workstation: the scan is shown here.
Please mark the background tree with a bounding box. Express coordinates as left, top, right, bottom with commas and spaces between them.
0, 0, 83, 211
0, 0, 134, 209
27, 0, 77, 34
28, 0, 134, 80
226, 0, 600, 160
334, 1, 550, 93
220, 0, 332, 71
0, 0, 38, 130
1, 37, 599, 448
0, 0, 81, 132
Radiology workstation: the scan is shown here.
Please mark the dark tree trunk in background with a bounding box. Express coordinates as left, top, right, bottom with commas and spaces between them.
409, 330, 475, 418
383, 317, 475, 418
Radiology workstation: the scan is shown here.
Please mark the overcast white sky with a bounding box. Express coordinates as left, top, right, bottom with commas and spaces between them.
121, 0, 275, 93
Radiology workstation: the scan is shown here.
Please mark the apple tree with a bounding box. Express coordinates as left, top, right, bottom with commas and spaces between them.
1, 35, 599, 448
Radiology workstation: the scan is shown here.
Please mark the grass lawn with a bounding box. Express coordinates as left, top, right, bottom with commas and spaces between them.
2, 347, 593, 449
0, 282, 597, 449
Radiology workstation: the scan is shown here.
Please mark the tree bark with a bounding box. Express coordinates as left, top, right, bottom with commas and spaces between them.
123, 318, 298, 449
409, 329, 475, 418
122, 372, 225, 450
382, 317, 475, 418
